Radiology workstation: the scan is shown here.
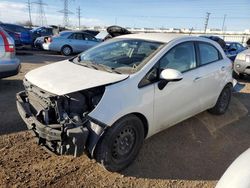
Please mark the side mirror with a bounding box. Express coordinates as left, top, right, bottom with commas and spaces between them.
158, 69, 183, 90
160, 69, 183, 81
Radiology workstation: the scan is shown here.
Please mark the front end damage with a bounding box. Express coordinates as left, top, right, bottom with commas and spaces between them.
16, 79, 107, 157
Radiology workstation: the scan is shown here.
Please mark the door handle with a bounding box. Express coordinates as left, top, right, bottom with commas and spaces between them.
221, 66, 226, 71
194, 76, 202, 82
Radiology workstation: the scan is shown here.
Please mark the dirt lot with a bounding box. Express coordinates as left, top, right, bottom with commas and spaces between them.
1, 50, 250, 187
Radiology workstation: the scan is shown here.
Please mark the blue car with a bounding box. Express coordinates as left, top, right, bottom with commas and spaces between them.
225, 42, 247, 61
0, 23, 32, 48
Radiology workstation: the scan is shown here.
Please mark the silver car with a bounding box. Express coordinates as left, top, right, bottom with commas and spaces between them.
234, 49, 250, 78
43, 31, 100, 56
0, 27, 20, 79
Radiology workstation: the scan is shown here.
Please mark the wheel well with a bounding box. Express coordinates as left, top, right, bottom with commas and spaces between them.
131, 112, 148, 138
61, 45, 72, 51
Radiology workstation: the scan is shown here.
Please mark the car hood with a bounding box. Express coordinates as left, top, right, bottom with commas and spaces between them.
25, 60, 129, 95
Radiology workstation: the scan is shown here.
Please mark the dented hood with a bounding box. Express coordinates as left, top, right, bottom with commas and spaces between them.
25, 60, 128, 95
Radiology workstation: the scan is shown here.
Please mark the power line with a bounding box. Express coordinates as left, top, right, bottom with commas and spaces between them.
204, 12, 211, 33
26, 0, 32, 26
33, 0, 47, 26
58, 0, 74, 27
77, 6, 81, 29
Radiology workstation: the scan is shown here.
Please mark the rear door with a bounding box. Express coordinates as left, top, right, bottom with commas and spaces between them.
196, 41, 227, 110
82, 33, 99, 49
68, 33, 87, 52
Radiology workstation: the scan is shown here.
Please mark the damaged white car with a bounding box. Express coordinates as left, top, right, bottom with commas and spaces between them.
17, 33, 233, 172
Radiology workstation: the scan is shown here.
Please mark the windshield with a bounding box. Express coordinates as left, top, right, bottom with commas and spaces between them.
76, 39, 164, 74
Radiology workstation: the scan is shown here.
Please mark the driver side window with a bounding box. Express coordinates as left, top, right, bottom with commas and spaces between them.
159, 42, 196, 73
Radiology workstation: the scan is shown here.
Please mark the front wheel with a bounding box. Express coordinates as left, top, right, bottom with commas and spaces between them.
94, 115, 144, 172
208, 85, 232, 115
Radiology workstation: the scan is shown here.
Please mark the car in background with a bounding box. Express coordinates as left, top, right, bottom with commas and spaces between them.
0, 23, 32, 49
233, 49, 250, 78
225, 42, 247, 61
17, 33, 233, 171
0, 27, 20, 78
200, 36, 246, 61
31, 26, 57, 43
43, 31, 100, 56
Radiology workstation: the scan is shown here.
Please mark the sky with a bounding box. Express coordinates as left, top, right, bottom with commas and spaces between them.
0, 0, 249, 31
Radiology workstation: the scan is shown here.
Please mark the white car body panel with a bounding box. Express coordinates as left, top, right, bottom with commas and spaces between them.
216, 148, 250, 188
25, 60, 128, 95
25, 33, 233, 139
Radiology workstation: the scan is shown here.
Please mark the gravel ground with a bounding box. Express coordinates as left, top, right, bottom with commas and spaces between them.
0, 50, 250, 187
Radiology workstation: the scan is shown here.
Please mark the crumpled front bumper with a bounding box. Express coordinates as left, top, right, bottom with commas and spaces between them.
16, 91, 89, 157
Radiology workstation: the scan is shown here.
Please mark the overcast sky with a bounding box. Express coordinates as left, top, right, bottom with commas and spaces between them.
0, 0, 249, 30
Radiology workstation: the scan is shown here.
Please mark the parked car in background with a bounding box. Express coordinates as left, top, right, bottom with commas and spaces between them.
233, 49, 250, 78
43, 31, 100, 55
31, 26, 57, 43
0, 27, 20, 78
17, 33, 233, 172
225, 42, 247, 61
200, 36, 246, 61
0, 23, 32, 49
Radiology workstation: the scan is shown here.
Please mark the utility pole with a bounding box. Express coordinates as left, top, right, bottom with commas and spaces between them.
204, 12, 211, 34
58, 0, 74, 27
222, 14, 227, 32
33, 0, 47, 26
77, 6, 81, 29
27, 0, 32, 27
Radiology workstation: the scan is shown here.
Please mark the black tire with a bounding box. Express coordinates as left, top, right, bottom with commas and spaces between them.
61, 45, 72, 56
94, 115, 144, 172
208, 85, 232, 115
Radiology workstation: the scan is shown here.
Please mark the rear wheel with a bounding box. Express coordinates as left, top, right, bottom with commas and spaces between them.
94, 115, 144, 172
208, 85, 232, 115
61, 45, 72, 56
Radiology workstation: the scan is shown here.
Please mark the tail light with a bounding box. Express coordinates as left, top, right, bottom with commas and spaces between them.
0, 30, 15, 53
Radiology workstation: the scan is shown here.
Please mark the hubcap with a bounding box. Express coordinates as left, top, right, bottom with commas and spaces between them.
112, 127, 136, 159
63, 47, 71, 55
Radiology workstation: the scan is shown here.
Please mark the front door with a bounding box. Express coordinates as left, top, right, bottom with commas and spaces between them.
153, 42, 204, 134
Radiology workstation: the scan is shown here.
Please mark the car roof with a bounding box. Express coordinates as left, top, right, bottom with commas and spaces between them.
0, 23, 23, 28
116, 33, 209, 43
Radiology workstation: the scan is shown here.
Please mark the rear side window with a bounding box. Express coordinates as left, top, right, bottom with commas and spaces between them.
198, 43, 221, 65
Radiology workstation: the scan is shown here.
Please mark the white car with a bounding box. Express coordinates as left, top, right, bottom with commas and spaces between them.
17, 33, 233, 172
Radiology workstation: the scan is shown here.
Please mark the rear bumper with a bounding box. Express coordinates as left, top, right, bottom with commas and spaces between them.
16, 91, 89, 156
0, 59, 21, 78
